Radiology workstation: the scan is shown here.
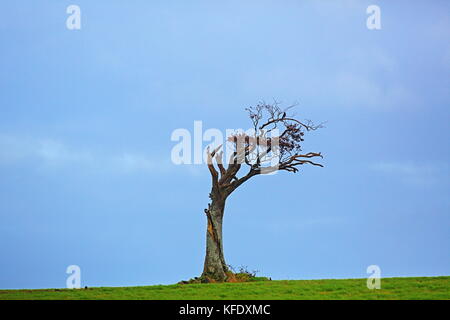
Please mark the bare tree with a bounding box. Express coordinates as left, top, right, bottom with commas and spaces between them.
201, 102, 324, 282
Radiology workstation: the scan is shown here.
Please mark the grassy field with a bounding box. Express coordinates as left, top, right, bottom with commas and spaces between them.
0, 276, 448, 300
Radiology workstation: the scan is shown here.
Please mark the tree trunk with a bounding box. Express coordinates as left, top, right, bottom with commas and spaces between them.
201, 199, 228, 281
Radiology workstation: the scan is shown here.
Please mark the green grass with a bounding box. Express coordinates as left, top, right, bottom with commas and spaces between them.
1, 276, 448, 300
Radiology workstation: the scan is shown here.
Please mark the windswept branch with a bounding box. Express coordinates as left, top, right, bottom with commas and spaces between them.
206, 102, 323, 197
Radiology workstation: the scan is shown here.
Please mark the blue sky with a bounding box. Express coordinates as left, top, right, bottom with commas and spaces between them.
0, 0, 449, 289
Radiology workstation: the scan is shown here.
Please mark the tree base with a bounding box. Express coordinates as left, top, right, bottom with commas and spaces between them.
178, 272, 272, 284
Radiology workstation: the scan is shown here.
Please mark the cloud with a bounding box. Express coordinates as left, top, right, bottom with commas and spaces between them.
0, 134, 164, 174
369, 161, 444, 186
241, 44, 417, 110
112, 153, 155, 173
327, 47, 417, 110
36, 139, 94, 166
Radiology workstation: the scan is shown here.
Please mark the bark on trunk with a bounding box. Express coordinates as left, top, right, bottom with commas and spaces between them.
201, 199, 228, 281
